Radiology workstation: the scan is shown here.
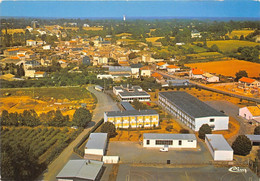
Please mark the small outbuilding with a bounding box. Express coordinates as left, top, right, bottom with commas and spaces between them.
84, 133, 108, 160
205, 134, 233, 161
143, 133, 197, 148
56, 159, 103, 181
246, 135, 260, 145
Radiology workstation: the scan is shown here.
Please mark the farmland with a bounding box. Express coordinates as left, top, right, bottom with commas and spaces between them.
228, 30, 255, 38
146, 37, 163, 42
185, 59, 260, 77
204, 40, 259, 52
0, 87, 96, 118
1, 29, 25, 34
1, 127, 81, 163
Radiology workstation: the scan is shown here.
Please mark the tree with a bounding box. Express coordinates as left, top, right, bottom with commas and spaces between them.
209, 44, 220, 52
1, 110, 9, 125
179, 128, 190, 134
240, 35, 245, 40
101, 122, 117, 138
198, 124, 212, 140
235, 70, 248, 81
232, 135, 252, 156
89, 41, 94, 46
254, 126, 260, 135
72, 108, 91, 127
128, 52, 137, 60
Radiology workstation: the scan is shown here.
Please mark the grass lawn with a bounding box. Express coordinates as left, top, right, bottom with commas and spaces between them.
205, 40, 259, 52
227, 30, 254, 38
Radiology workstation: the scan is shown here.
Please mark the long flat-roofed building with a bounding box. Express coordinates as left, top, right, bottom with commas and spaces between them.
84, 133, 107, 160
205, 134, 233, 161
113, 85, 150, 102
56, 159, 103, 181
104, 109, 159, 129
159, 91, 229, 131
143, 133, 197, 148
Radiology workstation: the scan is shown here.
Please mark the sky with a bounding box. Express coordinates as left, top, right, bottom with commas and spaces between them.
0, 0, 259, 19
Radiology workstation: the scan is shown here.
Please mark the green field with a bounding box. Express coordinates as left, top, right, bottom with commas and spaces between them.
0, 87, 94, 101
1, 127, 81, 164
205, 40, 259, 52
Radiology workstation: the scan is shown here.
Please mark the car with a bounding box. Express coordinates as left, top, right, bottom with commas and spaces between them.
160, 146, 168, 152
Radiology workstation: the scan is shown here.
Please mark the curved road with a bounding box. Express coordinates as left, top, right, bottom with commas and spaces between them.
39, 86, 119, 181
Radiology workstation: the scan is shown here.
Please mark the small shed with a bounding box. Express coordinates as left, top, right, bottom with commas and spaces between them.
205, 134, 233, 161
85, 133, 108, 158
143, 133, 197, 148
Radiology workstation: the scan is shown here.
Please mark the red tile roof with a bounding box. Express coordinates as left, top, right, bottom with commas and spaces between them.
239, 77, 256, 84
192, 68, 203, 75
152, 72, 163, 80
167, 65, 179, 69
156, 62, 166, 66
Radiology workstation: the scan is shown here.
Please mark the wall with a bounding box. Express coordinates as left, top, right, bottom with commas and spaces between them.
143, 139, 197, 148
214, 150, 233, 161
85, 148, 104, 156
239, 107, 252, 120
195, 116, 229, 131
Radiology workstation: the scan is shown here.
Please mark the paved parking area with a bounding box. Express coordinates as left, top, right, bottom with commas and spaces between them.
116, 164, 259, 181
106, 141, 212, 164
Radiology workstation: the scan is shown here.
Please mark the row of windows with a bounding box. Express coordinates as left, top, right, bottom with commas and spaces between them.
147, 139, 194, 145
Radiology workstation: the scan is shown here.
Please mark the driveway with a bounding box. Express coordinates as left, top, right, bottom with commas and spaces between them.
116, 164, 258, 181
106, 141, 212, 164
39, 86, 119, 181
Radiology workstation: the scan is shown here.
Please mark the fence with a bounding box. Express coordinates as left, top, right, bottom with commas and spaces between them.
73, 119, 104, 157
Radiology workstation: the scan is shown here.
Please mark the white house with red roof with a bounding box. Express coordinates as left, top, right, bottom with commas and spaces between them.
238, 77, 260, 89
189, 68, 204, 79
167, 65, 180, 73
156, 62, 169, 70
26, 40, 37, 46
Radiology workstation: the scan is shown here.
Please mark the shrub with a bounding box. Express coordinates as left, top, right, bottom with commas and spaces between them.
198, 124, 212, 140
179, 129, 189, 134
232, 135, 252, 156
101, 122, 117, 138
254, 126, 260, 135
166, 125, 173, 132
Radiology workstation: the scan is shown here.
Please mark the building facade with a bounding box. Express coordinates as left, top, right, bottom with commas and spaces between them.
104, 110, 159, 129
143, 133, 197, 148
159, 91, 229, 131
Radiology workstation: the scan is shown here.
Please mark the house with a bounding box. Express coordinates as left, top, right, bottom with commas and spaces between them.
84, 133, 108, 160
239, 105, 260, 122
25, 69, 36, 78
97, 74, 113, 79
104, 109, 159, 129
34, 71, 47, 78
238, 77, 260, 89
205, 134, 233, 161
167, 65, 180, 73
26, 40, 37, 46
113, 85, 150, 102
37, 40, 45, 45
108, 66, 131, 77
139, 66, 151, 77
56, 159, 103, 181
141, 55, 155, 63
151, 72, 164, 82
203, 73, 219, 83
143, 133, 197, 148
191, 30, 202, 38
156, 62, 169, 70
58, 59, 67, 64
4, 48, 19, 56
189, 68, 204, 79
131, 63, 143, 78
43, 45, 51, 50
159, 91, 229, 131
24, 60, 40, 69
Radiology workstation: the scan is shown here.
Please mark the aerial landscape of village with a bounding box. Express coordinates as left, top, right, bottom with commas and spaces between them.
0, 0, 260, 181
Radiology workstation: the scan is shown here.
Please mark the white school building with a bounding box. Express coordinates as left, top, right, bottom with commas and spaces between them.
84, 133, 108, 158
143, 133, 197, 148
159, 91, 229, 131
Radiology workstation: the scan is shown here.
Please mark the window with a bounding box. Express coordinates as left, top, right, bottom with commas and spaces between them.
188, 140, 193, 142
146, 140, 150, 145
210, 118, 214, 122
155, 140, 173, 145
178, 140, 182, 145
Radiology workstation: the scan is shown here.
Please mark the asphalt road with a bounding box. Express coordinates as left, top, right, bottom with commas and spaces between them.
38, 86, 119, 181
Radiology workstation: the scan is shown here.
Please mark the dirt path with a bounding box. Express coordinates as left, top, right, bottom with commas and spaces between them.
39, 86, 119, 181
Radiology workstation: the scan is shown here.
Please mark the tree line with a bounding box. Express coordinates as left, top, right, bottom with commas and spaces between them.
1, 107, 92, 128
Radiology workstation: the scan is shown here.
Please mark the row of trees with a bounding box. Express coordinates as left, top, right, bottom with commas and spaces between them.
1, 107, 92, 128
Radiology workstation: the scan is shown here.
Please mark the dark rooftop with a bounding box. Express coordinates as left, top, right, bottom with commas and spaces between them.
159, 91, 227, 118
121, 102, 136, 111
105, 109, 158, 117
